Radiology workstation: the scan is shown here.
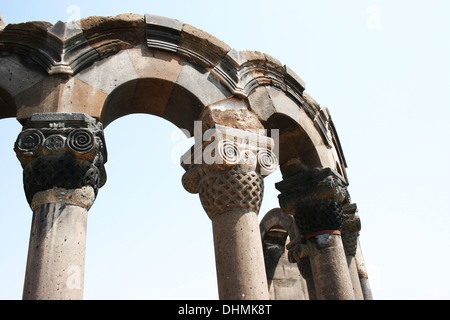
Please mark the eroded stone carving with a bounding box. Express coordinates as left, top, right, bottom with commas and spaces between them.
276, 167, 349, 239
14, 113, 107, 205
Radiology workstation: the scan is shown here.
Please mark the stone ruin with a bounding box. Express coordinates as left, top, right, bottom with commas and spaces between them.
0, 13, 372, 300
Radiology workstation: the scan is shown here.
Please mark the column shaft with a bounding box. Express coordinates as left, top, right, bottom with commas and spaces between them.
212, 209, 268, 300
198, 167, 269, 300
23, 203, 88, 300
306, 234, 355, 300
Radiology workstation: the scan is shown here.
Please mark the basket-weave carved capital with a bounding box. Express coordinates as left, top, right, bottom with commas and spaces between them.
14, 113, 107, 205
197, 167, 264, 219
276, 168, 349, 239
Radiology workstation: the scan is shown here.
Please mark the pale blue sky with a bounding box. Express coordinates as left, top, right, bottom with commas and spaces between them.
1, 0, 449, 300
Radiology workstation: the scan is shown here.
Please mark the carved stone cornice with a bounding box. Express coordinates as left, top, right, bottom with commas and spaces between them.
14, 113, 107, 205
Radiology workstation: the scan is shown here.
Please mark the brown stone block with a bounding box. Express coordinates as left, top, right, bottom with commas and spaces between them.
247, 86, 277, 123
79, 14, 145, 56
100, 79, 138, 127
131, 78, 175, 117
127, 47, 184, 82
179, 24, 231, 67
163, 85, 203, 134
15, 77, 64, 122
58, 78, 107, 119
200, 98, 265, 135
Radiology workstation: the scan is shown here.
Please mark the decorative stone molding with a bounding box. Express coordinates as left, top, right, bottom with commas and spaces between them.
14, 113, 107, 205
276, 167, 349, 239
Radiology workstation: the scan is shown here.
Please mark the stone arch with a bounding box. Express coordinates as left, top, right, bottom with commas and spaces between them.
260, 208, 308, 300
0, 13, 346, 176
94, 47, 233, 132
0, 13, 362, 300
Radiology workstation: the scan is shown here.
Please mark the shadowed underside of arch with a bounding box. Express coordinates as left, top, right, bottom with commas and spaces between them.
0, 13, 348, 178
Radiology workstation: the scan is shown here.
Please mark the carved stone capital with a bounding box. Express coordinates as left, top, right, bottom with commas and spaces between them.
276, 168, 349, 239
181, 124, 277, 195
197, 167, 264, 219
14, 113, 107, 205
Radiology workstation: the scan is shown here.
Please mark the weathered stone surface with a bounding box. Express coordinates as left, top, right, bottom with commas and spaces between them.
0, 52, 46, 97
79, 14, 145, 56
284, 65, 306, 93
23, 202, 89, 300
269, 256, 309, 300
15, 113, 107, 204
57, 77, 107, 118
100, 79, 138, 127
212, 209, 269, 300
175, 62, 231, 107
307, 234, 355, 300
247, 86, 277, 123
163, 84, 203, 134
266, 86, 302, 124
198, 168, 264, 219
76, 49, 138, 94
200, 98, 265, 134
264, 53, 284, 73
145, 13, 183, 31
127, 46, 184, 81
145, 14, 183, 53
31, 186, 96, 211
15, 76, 66, 121
48, 20, 83, 42
132, 78, 175, 117
179, 24, 231, 68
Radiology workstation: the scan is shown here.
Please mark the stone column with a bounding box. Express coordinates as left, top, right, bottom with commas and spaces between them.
342, 203, 364, 300
14, 113, 107, 300
276, 168, 355, 300
181, 124, 277, 300
355, 239, 374, 300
